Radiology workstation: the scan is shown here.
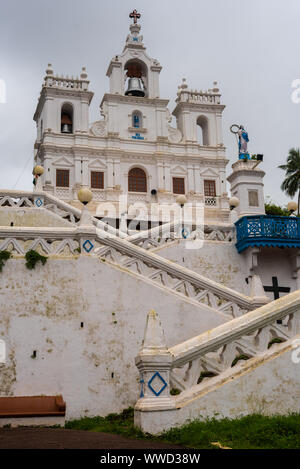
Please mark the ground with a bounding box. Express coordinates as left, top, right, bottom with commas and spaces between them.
0, 410, 299, 449
0, 427, 183, 449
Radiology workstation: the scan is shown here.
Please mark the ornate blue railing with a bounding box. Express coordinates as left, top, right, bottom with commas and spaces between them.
235, 215, 300, 253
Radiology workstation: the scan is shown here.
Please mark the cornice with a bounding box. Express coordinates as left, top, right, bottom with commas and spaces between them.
172, 102, 225, 116
37, 142, 229, 168
100, 93, 169, 108
33, 87, 94, 120
227, 169, 265, 182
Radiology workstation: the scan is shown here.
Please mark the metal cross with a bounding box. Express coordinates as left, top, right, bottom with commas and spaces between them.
129, 9, 141, 24
263, 276, 290, 300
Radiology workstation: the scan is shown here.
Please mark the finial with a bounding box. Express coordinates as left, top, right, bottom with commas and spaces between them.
46, 63, 53, 76
80, 67, 88, 80
129, 9, 141, 24
212, 81, 219, 92
181, 78, 188, 89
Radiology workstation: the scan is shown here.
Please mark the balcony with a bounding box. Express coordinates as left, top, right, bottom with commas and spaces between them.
235, 215, 300, 253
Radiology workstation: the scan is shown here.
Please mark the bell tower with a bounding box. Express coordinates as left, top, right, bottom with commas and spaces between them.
172, 78, 225, 146
33, 64, 94, 196
106, 11, 162, 99
101, 10, 169, 141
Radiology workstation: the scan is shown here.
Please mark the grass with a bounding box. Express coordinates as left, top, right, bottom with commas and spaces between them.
65, 408, 300, 449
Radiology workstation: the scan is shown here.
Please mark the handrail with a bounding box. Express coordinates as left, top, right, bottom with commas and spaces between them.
95, 227, 268, 313
169, 289, 300, 367
134, 290, 300, 416
0, 189, 267, 315
0, 190, 128, 239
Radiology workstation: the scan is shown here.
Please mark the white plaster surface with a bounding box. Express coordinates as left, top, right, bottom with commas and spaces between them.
0, 256, 228, 420
0, 208, 72, 228
135, 338, 300, 434
0, 416, 65, 427
157, 240, 250, 295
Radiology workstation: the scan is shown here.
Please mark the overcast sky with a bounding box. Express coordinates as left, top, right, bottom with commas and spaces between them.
0, 0, 300, 205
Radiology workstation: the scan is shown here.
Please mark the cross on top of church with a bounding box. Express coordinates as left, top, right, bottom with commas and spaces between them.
129, 9, 141, 24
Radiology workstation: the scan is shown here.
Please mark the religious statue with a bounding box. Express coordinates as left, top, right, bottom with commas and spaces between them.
238, 125, 249, 155
230, 124, 250, 159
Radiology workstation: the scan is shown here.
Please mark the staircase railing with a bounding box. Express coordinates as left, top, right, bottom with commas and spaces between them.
135, 290, 300, 412
0, 190, 128, 238
95, 228, 269, 318
0, 190, 268, 317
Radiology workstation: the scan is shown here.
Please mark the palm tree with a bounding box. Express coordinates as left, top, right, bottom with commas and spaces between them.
278, 148, 300, 215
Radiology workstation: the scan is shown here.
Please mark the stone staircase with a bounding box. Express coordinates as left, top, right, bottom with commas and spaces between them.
0, 189, 270, 319
1, 189, 299, 424
134, 291, 300, 434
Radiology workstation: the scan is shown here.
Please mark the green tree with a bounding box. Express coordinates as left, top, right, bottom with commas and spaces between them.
278, 148, 300, 215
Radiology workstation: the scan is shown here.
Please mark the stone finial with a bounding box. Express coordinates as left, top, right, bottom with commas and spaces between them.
141, 310, 167, 353
119, 212, 128, 234
80, 67, 88, 80
181, 78, 188, 89
250, 275, 270, 303
46, 63, 53, 76
212, 81, 219, 92
78, 187, 94, 227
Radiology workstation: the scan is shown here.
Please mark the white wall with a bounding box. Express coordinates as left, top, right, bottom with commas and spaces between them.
0, 256, 228, 420
157, 240, 250, 295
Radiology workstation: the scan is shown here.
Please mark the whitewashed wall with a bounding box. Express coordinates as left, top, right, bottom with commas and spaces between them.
0, 256, 228, 420
157, 240, 250, 295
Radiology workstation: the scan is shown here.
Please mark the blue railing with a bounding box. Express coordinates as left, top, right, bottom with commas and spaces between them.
235, 215, 300, 253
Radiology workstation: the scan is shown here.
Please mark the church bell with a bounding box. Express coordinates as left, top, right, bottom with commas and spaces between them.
125, 77, 145, 97
61, 113, 73, 133
61, 124, 72, 133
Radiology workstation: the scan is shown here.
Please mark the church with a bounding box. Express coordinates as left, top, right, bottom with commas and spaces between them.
0, 11, 299, 433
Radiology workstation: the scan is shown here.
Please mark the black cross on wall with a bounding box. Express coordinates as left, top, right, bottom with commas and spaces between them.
263, 276, 290, 300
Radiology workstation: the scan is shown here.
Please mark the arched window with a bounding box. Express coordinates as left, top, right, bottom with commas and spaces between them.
132, 111, 142, 128
128, 167, 147, 193
124, 59, 147, 97
61, 103, 73, 133
197, 116, 209, 145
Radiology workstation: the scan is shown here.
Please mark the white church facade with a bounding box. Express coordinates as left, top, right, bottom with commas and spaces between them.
0, 12, 299, 432
33, 19, 229, 224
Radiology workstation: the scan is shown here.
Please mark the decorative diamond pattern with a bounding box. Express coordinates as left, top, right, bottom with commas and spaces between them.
35, 198, 43, 207
148, 371, 167, 396
83, 239, 94, 253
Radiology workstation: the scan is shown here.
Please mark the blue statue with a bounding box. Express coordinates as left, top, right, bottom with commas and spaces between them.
238, 125, 249, 158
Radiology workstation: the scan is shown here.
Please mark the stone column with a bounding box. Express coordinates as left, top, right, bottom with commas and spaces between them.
74, 157, 82, 188
106, 159, 114, 188
82, 158, 89, 186
187, 164, 194, 193
157, 161, 164, 191
135, 310, 175, 412
164, 164, 171, 192
81, 99, 90, 133
113, 159, 121, 188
